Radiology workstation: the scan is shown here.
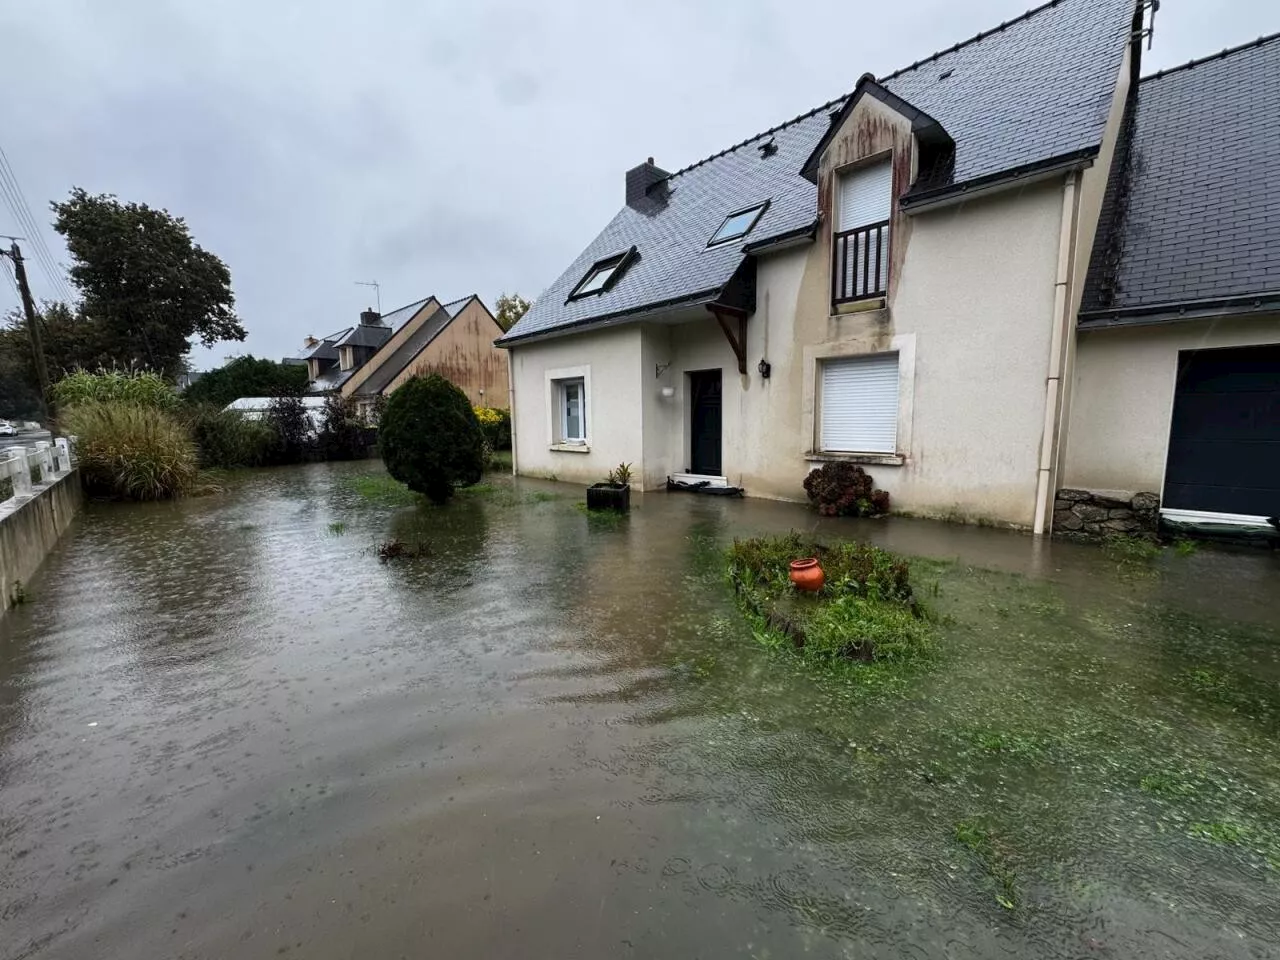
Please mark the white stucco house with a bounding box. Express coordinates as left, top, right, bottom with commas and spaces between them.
497, 0, 1280, 536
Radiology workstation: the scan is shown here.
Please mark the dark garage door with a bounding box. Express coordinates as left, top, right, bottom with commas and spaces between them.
1163, 344, 1280, 517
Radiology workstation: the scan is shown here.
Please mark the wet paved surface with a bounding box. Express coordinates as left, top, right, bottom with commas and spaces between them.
2, 462, 1279, 959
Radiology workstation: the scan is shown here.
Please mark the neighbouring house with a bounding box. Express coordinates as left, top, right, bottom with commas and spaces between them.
224, 395, 328, 431
303, 308, 394, 395
339, 295, 509, 419
1059, 33, 1280, 537
498, 0, 1276, 534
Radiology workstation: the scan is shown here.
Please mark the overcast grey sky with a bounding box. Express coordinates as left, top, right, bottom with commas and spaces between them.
0, 0, 1272, 368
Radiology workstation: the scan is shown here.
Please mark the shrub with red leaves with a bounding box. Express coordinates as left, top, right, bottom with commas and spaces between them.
803, 461, 890, 518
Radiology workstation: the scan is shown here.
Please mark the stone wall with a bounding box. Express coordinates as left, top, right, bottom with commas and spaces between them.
1053, 488, 1160, 540
1, 469, 83, 612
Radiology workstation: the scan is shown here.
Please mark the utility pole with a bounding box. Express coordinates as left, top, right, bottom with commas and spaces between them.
1, 239, 52, 417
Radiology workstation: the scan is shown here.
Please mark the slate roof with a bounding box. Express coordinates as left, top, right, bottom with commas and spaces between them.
379, 296, 433, 329
303, 331, 349, 361
443, 295, 475, 319
1080, 34, 1280, 325
353, 303, 451, 396
335, 323, 393, 350
308, 366, 355, 393
500, 0, 1137, 345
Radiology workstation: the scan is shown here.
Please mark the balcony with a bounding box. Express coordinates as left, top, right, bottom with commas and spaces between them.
832, 220, 890, 307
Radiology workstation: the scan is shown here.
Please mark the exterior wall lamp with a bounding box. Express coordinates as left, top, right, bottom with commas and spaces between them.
758, 358, 772, 379
660, 386, 676, 399
655, 362, 671, 378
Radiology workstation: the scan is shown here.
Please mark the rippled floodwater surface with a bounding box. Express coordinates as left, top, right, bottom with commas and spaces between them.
3, 462, 1279, 959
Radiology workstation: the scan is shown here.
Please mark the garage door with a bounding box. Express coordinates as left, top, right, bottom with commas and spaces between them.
1163, 344, 1280, 518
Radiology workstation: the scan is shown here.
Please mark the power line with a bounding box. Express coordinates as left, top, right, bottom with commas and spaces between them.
0, 175, 68, 305
0, 146, 71, 302
0, 254, 20, 309
0, 145, 75, 303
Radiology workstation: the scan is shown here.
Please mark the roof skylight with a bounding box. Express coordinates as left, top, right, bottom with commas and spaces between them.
567, 248, 635, 302
708, 201, 769, 247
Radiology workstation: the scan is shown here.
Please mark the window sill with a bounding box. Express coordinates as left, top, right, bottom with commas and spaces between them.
550, 443, 590, 454
805, 451, 904, 467
832, 297, 887, 316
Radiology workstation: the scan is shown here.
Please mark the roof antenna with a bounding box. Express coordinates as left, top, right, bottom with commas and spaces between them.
354, 279, 381, 313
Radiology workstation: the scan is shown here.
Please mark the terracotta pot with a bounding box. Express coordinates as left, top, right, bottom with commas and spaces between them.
789, 558, 824, 592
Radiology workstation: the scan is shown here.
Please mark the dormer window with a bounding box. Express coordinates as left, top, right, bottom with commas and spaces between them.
707, 201, 769, 247
567, 247, 637, 302
833, 159, 893, 305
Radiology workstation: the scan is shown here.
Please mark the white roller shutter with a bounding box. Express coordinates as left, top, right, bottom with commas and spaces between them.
838, 161, 893, 232
820, 353, 899, 453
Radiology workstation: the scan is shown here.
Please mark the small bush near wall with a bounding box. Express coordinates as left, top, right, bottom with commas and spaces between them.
804, 462, 890, 518
263, 395, 315, 465
380, 374, 485, 504
63, 401, 199, 500
474, 406, 511, 451
181, 404, 275, 468
318, 395, 371, 461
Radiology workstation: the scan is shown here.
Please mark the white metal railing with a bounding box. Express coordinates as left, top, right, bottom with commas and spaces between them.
0, 436, 77, 512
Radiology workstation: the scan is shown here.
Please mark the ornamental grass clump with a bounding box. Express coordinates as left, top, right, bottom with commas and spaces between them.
62, 401, 199, 500
53, 368, 180, 411
726, 532, 933, 675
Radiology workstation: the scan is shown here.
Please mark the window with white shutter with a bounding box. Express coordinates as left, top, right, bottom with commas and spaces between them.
834, 160, 893, 303
819, 353, 899, 453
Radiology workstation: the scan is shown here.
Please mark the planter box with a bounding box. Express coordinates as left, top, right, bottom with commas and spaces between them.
587, 482, 630, 512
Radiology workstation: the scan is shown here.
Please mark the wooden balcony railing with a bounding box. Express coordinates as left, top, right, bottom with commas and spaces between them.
832, 220, 890, 306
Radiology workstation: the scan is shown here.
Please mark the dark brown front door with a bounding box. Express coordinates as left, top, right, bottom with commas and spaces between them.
688, 369, 722, 476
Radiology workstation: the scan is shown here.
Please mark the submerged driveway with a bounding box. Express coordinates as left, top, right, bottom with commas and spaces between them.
2, 462, 1279, 959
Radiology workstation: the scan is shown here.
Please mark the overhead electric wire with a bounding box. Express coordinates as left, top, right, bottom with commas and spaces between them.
0, 148, 72, 302
0, 144, 76, 304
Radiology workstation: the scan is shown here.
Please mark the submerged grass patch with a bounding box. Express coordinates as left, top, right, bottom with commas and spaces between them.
726, 533, 934, 684
340, 472, 423, 506
954, 817, 1020, 909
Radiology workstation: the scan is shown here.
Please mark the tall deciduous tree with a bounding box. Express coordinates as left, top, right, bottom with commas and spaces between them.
51, 188, 246, 377
494, 293, 530, 332
0, 302, 111, 418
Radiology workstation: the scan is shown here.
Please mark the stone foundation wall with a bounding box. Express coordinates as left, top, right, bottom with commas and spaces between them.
1053, 488, 1159, 540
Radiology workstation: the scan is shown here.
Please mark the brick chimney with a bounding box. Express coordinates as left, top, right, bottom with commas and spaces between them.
626, 157, 669, 209
359, 308, 381, 326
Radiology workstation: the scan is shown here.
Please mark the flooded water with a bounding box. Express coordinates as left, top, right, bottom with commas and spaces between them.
2, 462, 1279, 959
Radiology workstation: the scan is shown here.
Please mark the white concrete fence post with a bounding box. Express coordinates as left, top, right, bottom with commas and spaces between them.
32, 441, 54, 484
5, 447, 34, 498
55, 437, 72, 473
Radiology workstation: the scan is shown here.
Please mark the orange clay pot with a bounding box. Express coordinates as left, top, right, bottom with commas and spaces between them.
788, 558, 825, 592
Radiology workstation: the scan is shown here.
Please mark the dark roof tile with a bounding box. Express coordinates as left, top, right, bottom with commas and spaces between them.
503, 0, 1137, 344
1081, 33, 1280, 321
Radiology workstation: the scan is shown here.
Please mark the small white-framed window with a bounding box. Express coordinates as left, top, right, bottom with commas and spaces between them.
557, 377, 587, 444
819, 352, 899, 453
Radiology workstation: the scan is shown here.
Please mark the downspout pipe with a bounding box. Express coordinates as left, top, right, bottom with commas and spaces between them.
506, 351, 518, 477
1032, 170, 1079, 536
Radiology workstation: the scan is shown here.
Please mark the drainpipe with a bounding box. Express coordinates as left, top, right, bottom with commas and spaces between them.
507, 351, 518, 477
1032, 170, 1079, 536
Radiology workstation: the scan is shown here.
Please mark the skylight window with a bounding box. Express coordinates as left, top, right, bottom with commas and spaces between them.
567, 248, 636, 302
708, 201, 770, 247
